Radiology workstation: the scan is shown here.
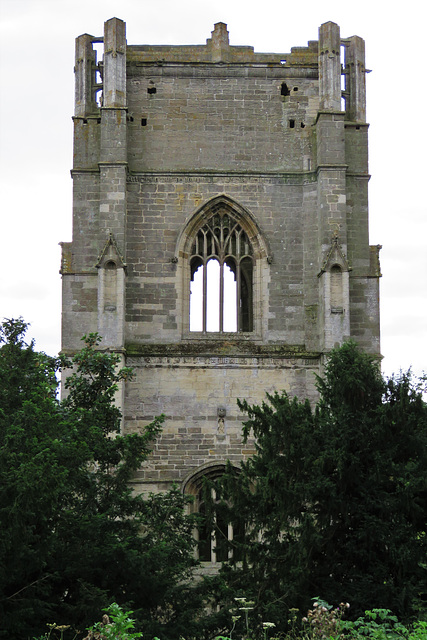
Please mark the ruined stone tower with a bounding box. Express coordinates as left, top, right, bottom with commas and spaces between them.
61, 19, 380, 558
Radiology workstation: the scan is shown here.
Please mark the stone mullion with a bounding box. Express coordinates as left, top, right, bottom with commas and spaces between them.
202, 252, 208, 334
219, 261, 224, 333
236, 261, 242, 332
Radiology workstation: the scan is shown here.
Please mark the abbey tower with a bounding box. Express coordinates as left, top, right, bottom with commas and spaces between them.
61, 19, 380, 526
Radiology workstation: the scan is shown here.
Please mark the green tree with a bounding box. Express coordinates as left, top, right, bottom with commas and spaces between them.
206, 342, 427, 632
0, 319, 198, 639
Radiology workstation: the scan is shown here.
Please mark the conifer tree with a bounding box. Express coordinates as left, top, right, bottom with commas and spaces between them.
0, 319, 198, 639
207, 342, 427, 631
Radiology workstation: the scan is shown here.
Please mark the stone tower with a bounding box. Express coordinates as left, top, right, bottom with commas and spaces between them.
61, 19, 380, 556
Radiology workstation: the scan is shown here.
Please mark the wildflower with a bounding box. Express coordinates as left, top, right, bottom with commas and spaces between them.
263, 622, 276, 629
239, 599, 254, 611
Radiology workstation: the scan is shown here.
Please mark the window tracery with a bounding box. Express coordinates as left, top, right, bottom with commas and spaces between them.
183, 464, 243, 564
189, 210, 253, 332
197, 486, 243, 563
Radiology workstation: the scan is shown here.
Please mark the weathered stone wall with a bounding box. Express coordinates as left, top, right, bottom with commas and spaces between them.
125, 353, 319, 494
125, 175, 320, 345
126, 71, 318, 173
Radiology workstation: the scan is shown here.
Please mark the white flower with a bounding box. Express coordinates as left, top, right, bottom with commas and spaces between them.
263, 622, 276, 629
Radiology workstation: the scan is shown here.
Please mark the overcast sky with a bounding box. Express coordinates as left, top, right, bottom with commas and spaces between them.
0, 0, 425, 382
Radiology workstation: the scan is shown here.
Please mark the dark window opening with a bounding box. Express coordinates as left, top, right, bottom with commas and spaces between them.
147, 86, 157, 94
293, 86, 298, 92
197, 487, 244, 563
141, 118, 147, 126
281, 82, 291, 97
189, 210, 253, 333
197, 500, 211, 562
240, 257, 253, 333
301, 122, 305, 128
289, 119, 295, 128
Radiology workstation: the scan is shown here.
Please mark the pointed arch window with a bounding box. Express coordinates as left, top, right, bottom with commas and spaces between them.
183, 464, 244, 564
197, 485, 244, 563
189, 211, 253, 332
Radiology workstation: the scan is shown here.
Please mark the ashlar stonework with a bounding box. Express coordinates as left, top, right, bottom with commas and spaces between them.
61, 20, 380, 513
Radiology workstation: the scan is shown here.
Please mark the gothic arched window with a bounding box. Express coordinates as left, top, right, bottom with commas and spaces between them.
189, 211, 253, 332
183, 464, 244, 564
197, 485, 244, 563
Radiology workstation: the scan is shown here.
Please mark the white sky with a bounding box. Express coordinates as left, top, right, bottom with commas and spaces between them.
0, 0, 426, 381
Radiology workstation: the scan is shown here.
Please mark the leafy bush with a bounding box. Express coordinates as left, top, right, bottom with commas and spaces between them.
213, 599, 427, 640
341, 609, 427, 639
84, 602, 143, 639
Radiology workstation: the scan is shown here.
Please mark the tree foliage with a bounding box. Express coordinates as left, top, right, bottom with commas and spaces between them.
0, 319, 198, 639
207, 342, 427, 632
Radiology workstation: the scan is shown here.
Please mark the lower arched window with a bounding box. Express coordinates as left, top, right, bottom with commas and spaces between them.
197, 485, 244, 563
183, 464, 244, 563
189, 211, 253, 332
